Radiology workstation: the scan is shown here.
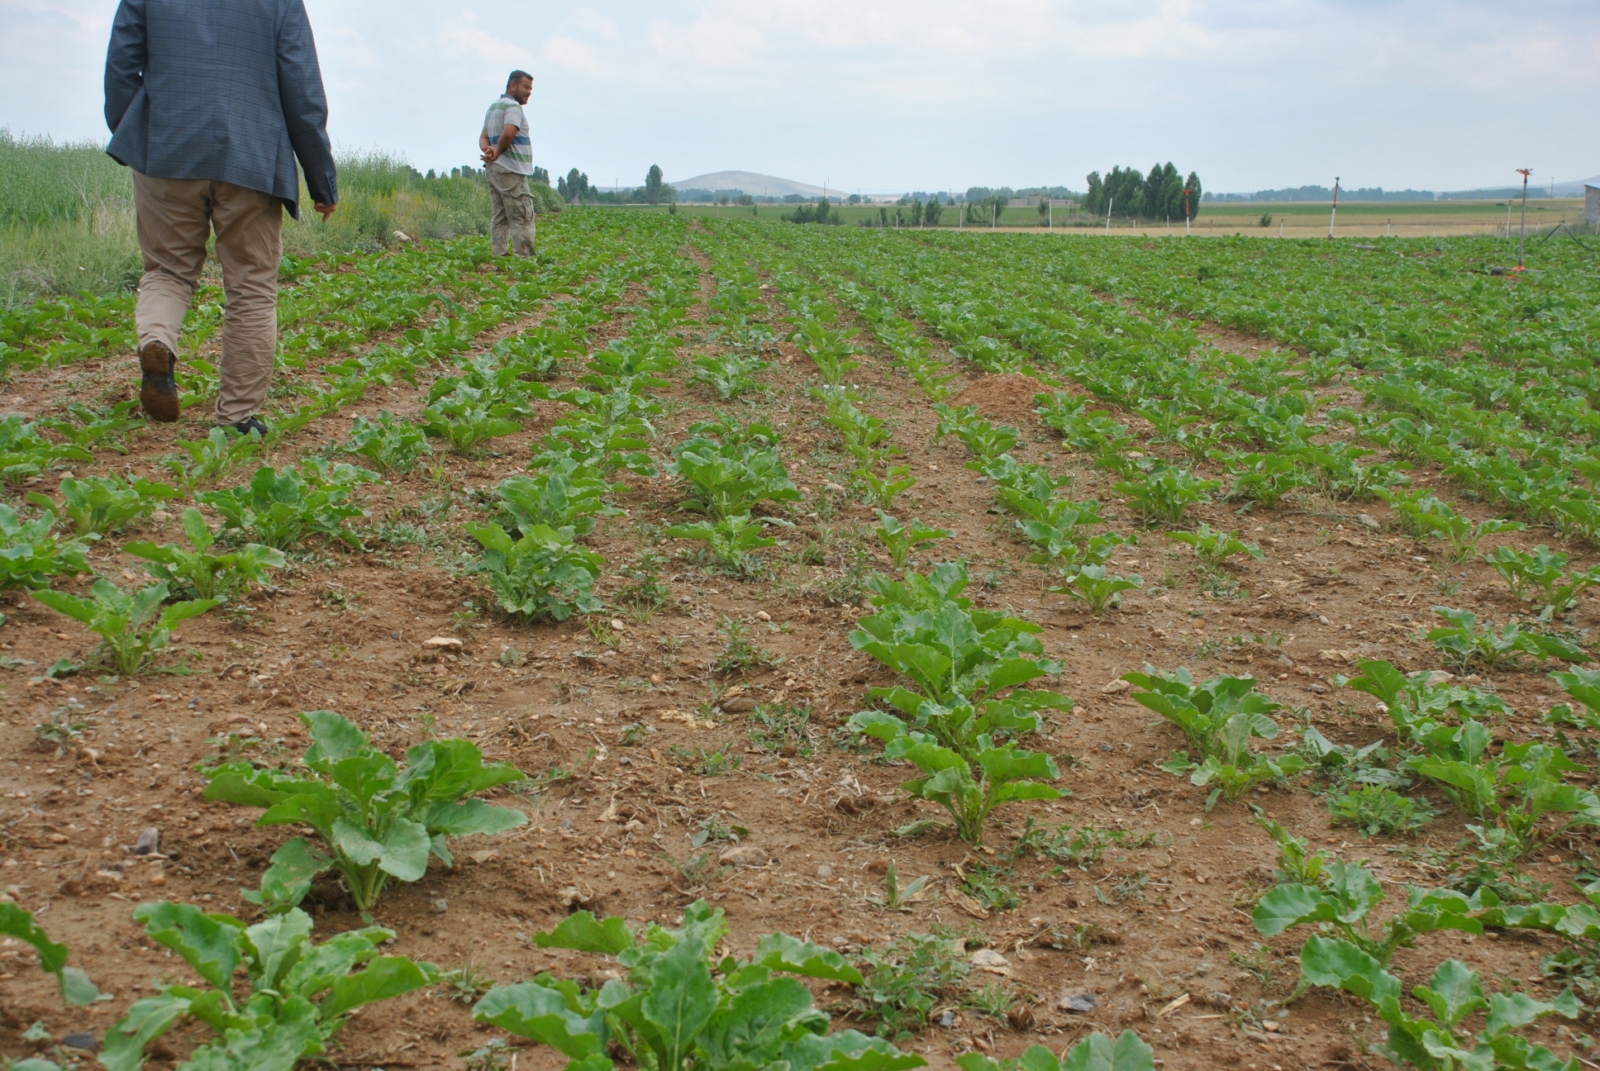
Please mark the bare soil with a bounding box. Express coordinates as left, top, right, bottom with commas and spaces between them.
0, 235, 1592, 1071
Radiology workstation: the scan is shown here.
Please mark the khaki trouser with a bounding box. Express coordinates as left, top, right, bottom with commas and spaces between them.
487, 167, 536, 257
131, 172, 282, 426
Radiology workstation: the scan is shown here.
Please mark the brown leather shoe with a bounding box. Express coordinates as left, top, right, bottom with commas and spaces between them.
138, 340, 180, 423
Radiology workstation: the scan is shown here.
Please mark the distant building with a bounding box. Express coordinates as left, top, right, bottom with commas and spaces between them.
1586, 185, 1600, 225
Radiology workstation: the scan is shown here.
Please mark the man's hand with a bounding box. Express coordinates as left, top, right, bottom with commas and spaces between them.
314, 202, 336, 222
481, 146, 500, 164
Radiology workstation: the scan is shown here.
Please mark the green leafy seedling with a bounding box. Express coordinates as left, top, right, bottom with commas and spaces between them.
39, 400, 145, 454
865, 861, 931, 911
874, 512, 952, 569
1297, 944, 1579, 1070
472, 900, 920, 1071
197, 462, 373, 550
1126, 667, 1306, 809
466, 522, 604, 623
101, 903, 436, 1071
1426, 606, 1590, 673
343, 411, 432, 473
957, 1034, 1155, 1071
0, 901, 99, 1006
0, 503, 91, 590
163, 425, 263, 492
33, 578, 217, 675
1167, 524, 1264, 571
125, 507, 285, 600
29, 473, 179, 537
1114, 465, 1219, 526
1051, 565, 1142, 614
859, 463, 917, 510
204, 710, 527, 911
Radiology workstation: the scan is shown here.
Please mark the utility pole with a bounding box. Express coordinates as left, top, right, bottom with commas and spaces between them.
1105, 196, 1114, 236
1328, 177, 1340, 239
1516, 168, 1532, 269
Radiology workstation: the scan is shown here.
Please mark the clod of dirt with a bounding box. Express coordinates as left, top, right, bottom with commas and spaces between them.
133, 827, 160, 855
815, 864, 834, 878
718, 845, 769, 867
1058, 992, 1097, 1013
1356, 513, 1381, 530
1007, 1004, 1036, 1031
558, 885, 593, 908
429, 898, 448, 915
1100, 679, 1131, 694
423, 636, 463, 649
971, 949, 1011, 975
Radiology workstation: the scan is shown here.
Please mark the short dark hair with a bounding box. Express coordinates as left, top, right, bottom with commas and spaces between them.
507, 70, 532, 88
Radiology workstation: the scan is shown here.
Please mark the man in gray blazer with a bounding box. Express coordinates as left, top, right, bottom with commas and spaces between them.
104, 0, 338, 436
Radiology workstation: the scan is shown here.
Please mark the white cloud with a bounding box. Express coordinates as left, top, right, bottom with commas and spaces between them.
1, 0, 1593, 192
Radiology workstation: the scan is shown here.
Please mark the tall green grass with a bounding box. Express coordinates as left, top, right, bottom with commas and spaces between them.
0, 134, 552, 307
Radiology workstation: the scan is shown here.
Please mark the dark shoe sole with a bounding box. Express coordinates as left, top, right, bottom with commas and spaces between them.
138, 341, 179, 423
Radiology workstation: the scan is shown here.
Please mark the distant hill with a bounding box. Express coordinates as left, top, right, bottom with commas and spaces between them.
671, 171, 826, 198
1554, 175, 1600, 195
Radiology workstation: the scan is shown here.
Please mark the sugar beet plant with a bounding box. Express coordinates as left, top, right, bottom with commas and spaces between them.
101, 902, 436, 1071
196, 461, 375, 550
1126, 667, 1306, 809
125, 506, 285, 600
464, 234, 700, 620
847, 562, 1071, 844
1342, 659, 1600, 860
1248, 823, 1583, 1071
203, 710, 527, 911
665, 419, 801, 574
473, 901, 924, 1071
34, 578, 217, 675
0, 503, 91, 591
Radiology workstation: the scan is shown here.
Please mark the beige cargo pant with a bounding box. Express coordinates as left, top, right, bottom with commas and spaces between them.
487, 167, 537, 257
131, 172, 281, 426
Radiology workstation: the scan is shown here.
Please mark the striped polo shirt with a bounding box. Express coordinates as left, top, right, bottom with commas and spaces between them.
483, 95, 532, 175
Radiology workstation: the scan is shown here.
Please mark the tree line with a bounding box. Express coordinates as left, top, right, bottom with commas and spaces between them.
549, 164, 677, 205
1083, 163, 1202, 221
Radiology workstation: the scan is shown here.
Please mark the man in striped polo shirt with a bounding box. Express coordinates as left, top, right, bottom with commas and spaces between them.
479, 70, 537, 257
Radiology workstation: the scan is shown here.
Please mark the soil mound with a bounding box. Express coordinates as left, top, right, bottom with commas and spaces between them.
951, 373, 1046, 425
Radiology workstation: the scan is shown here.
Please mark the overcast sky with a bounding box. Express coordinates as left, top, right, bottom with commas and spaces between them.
3, 0, 1595, 194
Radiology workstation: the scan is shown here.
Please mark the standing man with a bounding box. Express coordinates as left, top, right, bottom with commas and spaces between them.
480, 71, 537, 258
104, 0, 338, 436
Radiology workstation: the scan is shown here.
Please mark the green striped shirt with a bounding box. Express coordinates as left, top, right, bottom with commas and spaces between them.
484, 95, 532, 175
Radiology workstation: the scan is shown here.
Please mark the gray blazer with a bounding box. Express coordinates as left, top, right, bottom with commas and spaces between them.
104, 0, 337, 219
